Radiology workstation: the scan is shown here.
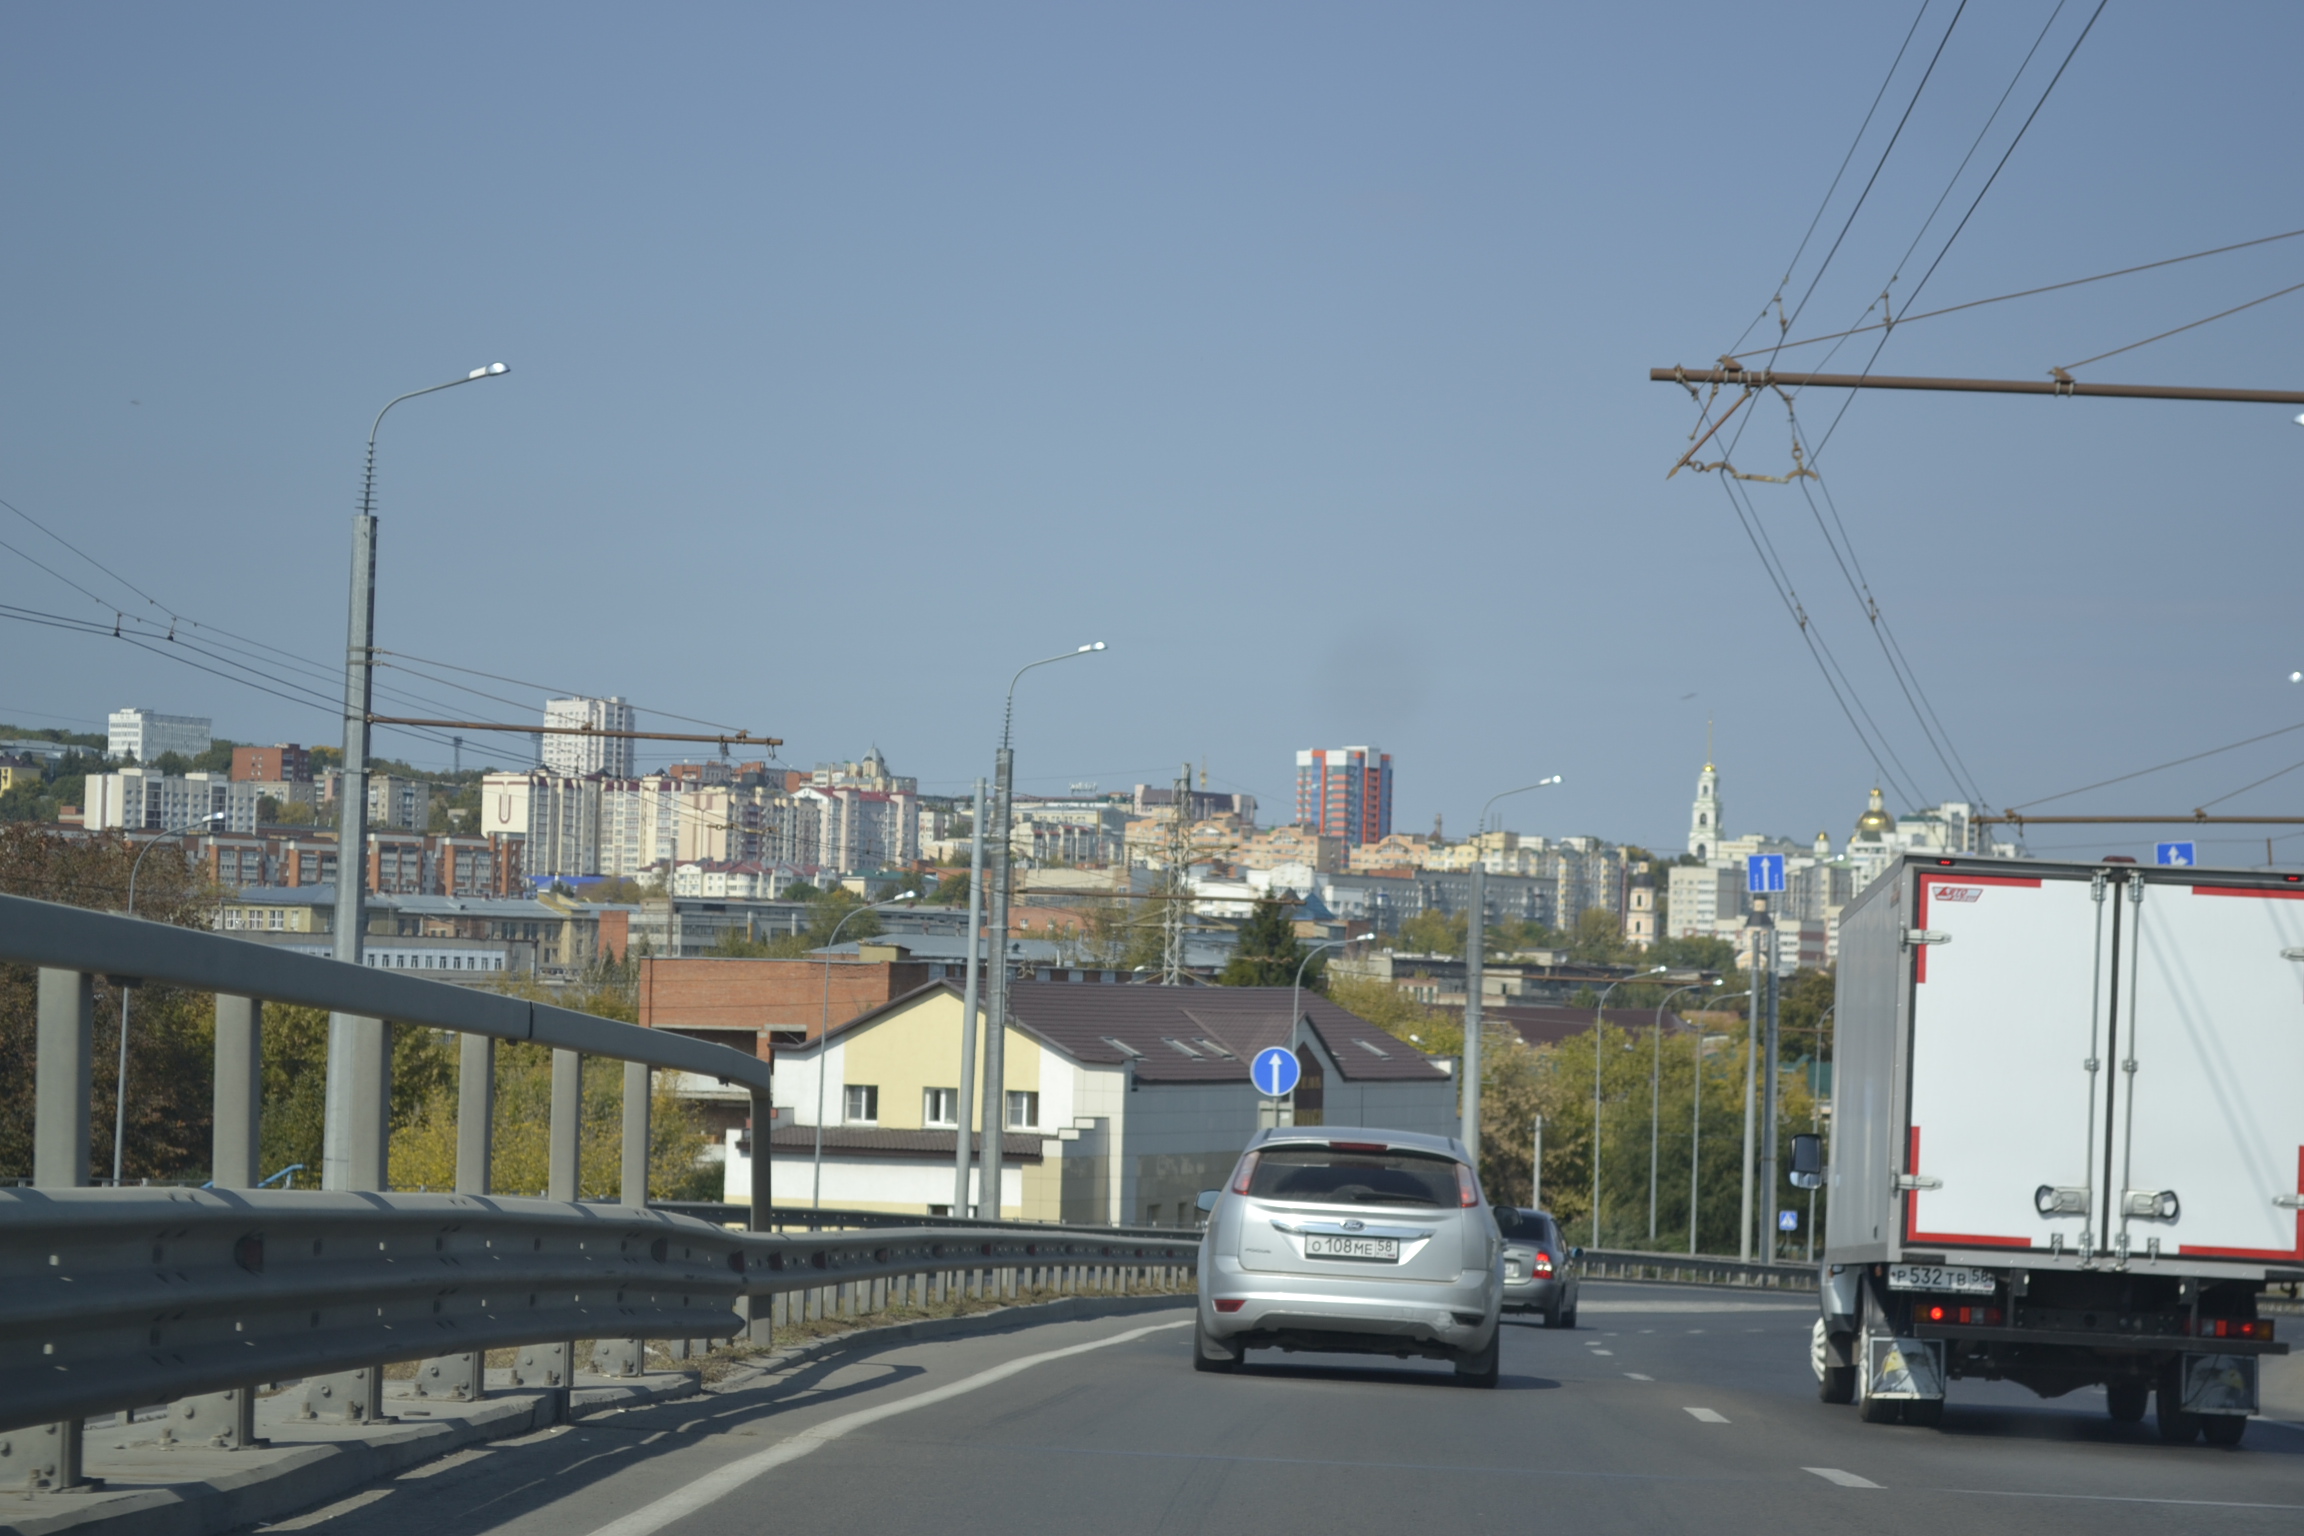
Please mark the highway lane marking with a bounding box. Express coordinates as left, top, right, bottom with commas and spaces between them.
1805, 1467, 1881, 1488
1624, 1373, 1653, 1381
571, 1319, 1190, 1536
1683, 1407, 1728, 1423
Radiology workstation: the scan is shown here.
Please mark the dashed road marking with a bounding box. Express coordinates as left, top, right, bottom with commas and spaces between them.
1684, 1407, 1728, 1423
1625, 1373, 1654, 1381
1589, 1349, 1614, 1356
1805, 1468, 1881, 1489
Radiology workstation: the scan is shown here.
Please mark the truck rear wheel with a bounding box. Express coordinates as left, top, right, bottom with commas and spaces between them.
2106, 1381, 2148, 1423
2201, 1415, 2247, 1447
2155, 1387, 2202, 1444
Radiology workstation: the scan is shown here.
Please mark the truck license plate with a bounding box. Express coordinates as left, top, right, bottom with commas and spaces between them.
1889, 1264, 1994, 1295
1304, 1235, 1398, 1262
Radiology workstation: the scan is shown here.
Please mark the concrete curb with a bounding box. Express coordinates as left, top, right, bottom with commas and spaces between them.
2, 1292, 1193, 1536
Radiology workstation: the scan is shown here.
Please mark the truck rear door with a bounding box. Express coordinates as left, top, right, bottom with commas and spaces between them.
2112, 877, 2304, 1263
1904, 867, 2108, 1253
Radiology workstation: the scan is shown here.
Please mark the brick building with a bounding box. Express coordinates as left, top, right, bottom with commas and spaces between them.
637, 949, 937, 1061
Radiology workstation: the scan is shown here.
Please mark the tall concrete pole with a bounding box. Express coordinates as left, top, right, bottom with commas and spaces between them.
1738, 898, 1769, 1261
954, 777, 986, 1215
324, 364, 507, 1194
1461, 858, 1485, 1162
979, 745, 1013, 1213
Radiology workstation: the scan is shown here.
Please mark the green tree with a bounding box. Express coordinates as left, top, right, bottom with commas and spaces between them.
1218, 896, 1310, 987
1566, 907, 1629, 965
1396, 907, 1467, 957
153, 750, 192, 776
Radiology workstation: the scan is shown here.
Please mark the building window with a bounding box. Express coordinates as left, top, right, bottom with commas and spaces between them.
844, 1084, 879, 1124
1005, 1090, 1038, 1130
923, 1088, 958, 1127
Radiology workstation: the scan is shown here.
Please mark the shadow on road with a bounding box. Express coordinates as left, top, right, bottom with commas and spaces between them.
1236, 1359, 1562, 1392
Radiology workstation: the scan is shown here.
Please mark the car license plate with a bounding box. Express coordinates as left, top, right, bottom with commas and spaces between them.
1888, 1264, 1994, 1295
1304, 1235, 1398, 1262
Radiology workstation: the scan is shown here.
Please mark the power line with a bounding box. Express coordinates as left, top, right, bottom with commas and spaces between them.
2057, 278, 2304, 375
2007, 718, 2304, 810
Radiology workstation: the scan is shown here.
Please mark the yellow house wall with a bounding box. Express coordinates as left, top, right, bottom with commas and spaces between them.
832, 993, 1049, 1134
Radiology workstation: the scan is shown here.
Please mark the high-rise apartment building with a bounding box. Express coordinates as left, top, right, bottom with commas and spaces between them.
107, 708, 212, 764
231, 744, 311, 783
1294, 746, 1392, 846
542, 696, 634, 778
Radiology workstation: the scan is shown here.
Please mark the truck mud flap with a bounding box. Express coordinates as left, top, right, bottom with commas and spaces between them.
1865, 1333, 1945, 1400
2179, 1354, 2258, 1416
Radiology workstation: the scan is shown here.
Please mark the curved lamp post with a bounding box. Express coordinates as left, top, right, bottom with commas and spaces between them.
1589, 964, 1666, 1245
979, 642, 1106, 1208
1648, 978, 1719, 1240
1690, 989, 1750, 1254
325, 362, 509, 1195
813, 891, 918, 1208
1282, 932, 1361, 1123
113, 810, 226, 1183
1460, 775, 1561, 1164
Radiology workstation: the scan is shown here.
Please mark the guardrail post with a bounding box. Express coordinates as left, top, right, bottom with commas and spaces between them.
621, 1061, 649, 1206
523, 1049, 584, 1412
31, 969, 95, 1491
740, 1089, 773, 1345
161, 1387, 258, 1450
35, 969, 94, 1189
211, 996, 261, 1189
416, 1031, 496, 1405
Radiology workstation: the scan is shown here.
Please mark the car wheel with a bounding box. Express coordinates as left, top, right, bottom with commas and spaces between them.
2154, 1385, 2202, 1444
1560, 1297, 1577, 1329
1542, 1296, 1564, 1328
2202, 1414, 2248, 1448
1454, 1329, 1501, 1388
2106, 1380, 2149, 1423
1192, 1313, 1242, 1374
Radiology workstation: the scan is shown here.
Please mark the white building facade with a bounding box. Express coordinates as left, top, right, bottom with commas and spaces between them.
83, 769, 261, 834
107, 709, 212, 765
542, 696, 635, 778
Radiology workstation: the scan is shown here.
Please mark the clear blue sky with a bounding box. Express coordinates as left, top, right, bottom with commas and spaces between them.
3, 3, 2299, 863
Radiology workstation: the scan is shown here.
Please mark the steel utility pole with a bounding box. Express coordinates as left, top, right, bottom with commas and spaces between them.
1161, 763, 1191, 985
1738, 899, 1771, 1261
326, 363, 507, 1195
1760, 957, 1781, 1260
1461, 777, 1561, 1167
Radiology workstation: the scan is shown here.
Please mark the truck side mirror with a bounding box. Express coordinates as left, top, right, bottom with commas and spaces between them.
1789, 1132, 1824, 1190
1196, 1189, 1220, 1214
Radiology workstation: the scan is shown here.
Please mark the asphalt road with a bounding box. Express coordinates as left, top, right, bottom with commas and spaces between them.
282, 1283, 2304, 1536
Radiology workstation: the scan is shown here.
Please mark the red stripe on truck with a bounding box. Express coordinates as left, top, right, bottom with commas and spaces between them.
1901, 1124, 2034, 1250
2189, 885, 2304, 901
2180, 1147, 2304, 1261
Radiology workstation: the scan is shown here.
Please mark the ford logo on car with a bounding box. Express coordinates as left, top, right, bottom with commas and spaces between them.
1342, 1219, 1364, 1232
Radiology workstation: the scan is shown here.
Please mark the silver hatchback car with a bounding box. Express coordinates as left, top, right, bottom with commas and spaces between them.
1192, 1126, 1504, 1386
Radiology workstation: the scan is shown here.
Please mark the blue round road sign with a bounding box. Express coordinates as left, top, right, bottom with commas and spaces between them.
1251, 1046, 1302, 1097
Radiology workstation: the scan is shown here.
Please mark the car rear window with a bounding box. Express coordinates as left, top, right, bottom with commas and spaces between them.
1246, 1143, 1462, 1207
1496, 1208, 1555, 1243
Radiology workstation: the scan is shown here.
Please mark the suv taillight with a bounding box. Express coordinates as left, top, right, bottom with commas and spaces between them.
1230, 1152, 1261, 1195
1456, 1162, 1480, 1208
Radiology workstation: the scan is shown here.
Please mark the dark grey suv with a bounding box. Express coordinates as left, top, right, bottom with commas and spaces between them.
1495, 1207, 1580, 1327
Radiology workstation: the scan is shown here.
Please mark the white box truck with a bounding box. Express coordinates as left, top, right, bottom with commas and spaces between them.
1808, 854, 2298, 1444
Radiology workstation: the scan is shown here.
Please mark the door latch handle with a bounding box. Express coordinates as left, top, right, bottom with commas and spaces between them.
1903, 929, 1951, 948
2275, 1194, 2304, 1210
1895, 1174, 1943, 1192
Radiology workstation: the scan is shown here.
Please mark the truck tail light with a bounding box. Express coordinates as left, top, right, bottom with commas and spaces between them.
2192, 1317, 2275, 1340
1230, 1153, 1260, 1195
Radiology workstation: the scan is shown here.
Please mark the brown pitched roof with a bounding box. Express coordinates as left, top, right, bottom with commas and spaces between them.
1003, 981, 1447, 1085
1451, 1003, 1688, 1050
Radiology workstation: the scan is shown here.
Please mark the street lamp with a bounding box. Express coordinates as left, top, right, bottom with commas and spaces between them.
1460, 775, 1562, 1164
813, 891, 918, 1208
113, 810, 226, 1184
1648, 978, 1719, 1241
979, 642, 1107, 1200
1590, 963, 1666, 1246
1284, 933, 1361, 1123
325, 362, 510, 1195
1691, 989, 1750, 1254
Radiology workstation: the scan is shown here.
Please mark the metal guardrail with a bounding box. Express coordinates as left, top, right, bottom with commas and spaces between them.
0, 1187, 1199, 1437
0, 892, 769, 1090
1578, 1247, 1818, 1290
654, 1201, 1196, 1242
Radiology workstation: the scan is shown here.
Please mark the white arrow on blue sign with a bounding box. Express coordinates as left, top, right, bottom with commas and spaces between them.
1251, 1046, 1302, 1098
1747, 853, 1786, 894
2156, 842, 2196, 868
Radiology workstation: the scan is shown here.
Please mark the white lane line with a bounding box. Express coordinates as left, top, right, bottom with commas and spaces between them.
1683, 1407, 1728, 1423
1589, 1349, 1614, 1356
1805, 1467, 1881, 1488
1624, 1373, 1654, 1381
576, 1319, 1190, 1536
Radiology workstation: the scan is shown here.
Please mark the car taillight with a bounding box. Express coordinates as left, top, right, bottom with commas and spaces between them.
1213, 1298, 1246, 1313
1456, 1163, 1480, 1208
1531, 1254, 1554, 1276
1956, 1306, 2001, 1326
1230, 1153, 1260, 1195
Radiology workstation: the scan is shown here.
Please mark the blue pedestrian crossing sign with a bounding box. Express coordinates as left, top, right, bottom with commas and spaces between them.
2156, 841, 2197, 868
1747, 853, 1786, 894
1779, 1209, 1799, 1233
1251, 1046, 1302, 1098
